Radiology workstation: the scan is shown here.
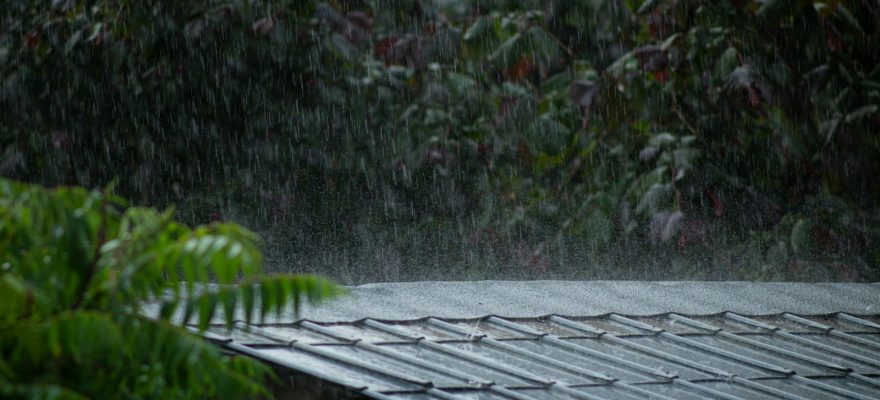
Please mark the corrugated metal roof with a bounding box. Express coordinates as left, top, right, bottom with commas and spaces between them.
193, 282, 880, 399
204, 312, 880, 400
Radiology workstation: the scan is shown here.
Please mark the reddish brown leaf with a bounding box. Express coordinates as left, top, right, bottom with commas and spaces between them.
517, 142, 530, 164
375, 36, 398, 65
504, 55, 533, 81
827, 28, 844, 52
648, 10, 668, 39
24, 29, 41, 49
704, 188, 724, 217
747, 85, 762, 108
654, 69, 669, 84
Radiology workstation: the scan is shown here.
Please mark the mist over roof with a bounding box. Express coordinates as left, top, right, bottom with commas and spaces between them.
293, 281, 880, 323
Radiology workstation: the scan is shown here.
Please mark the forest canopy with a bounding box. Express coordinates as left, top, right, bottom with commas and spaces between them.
2, 0, 878, 282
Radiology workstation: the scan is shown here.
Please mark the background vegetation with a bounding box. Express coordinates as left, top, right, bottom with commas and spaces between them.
0, 178, 341, 399
2, 0, 879, 282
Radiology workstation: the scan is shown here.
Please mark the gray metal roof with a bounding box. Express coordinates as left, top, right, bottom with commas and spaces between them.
197, 281, 880, 399
203, 311, 880, 400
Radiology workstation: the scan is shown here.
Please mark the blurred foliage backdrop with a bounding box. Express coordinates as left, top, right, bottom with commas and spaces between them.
2, 0, 879, 282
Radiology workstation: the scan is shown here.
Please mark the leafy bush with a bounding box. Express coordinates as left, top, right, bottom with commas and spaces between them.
0, 179, 341, 399
1, 0, 878, 281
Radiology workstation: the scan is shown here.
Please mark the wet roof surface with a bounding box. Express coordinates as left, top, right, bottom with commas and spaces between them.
291, 281, 880, 322
196, 281, 880, 399
204, 312, 880, 400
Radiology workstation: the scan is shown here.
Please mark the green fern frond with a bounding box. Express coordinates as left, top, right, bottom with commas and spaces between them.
0, 178, 342, 399
170, 274, 345, 328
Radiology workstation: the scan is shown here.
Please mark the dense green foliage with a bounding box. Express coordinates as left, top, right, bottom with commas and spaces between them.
0, 178, 341, 399
1, 0, 878, 281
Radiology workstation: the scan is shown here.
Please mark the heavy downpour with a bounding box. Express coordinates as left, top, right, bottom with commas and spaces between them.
2, 1, 879, 399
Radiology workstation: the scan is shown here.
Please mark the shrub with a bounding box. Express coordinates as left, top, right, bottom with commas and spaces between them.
0, 178, 341, 399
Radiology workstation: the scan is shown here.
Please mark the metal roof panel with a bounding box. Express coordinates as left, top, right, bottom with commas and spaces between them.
199, 282, 880, 399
